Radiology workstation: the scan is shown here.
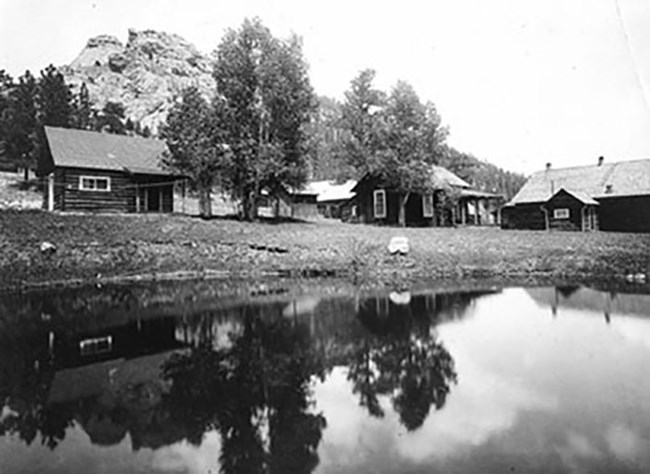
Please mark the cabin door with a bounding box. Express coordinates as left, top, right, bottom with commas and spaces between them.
137, 185, 163, 212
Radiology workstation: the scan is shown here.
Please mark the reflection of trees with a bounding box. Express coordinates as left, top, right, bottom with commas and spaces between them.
0, 315, 73, 449
163, 309, 327, 474
347, 294, 457, 431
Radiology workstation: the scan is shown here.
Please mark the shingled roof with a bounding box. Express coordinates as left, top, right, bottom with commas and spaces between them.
508, 159, 650, 205
42, 126, 169, 175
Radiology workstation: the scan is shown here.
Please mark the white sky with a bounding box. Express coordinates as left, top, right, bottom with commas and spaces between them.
2, 0, 650, 174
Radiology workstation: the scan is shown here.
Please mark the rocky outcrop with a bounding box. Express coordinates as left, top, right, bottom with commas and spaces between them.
62, 29, 215, 133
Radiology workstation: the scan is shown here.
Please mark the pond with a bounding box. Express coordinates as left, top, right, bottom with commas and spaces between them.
1, 279, 650, 474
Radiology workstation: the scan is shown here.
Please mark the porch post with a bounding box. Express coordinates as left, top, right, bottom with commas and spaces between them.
461, 201, 466, 225
135, 184, 140, 213
47, 173, 54, 211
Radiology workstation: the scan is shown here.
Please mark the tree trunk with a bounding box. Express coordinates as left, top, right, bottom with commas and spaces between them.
241, 187, 257, 221
398, 192, 410, 227
198, 186, 212, 219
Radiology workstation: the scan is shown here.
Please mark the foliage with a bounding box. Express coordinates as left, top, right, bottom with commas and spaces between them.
160, 86, 230, 217
213, 17, 316, 220
71, 82, 93, 130
305, 95, 354, 181
339, 74, 448, 225
347, 294, 457, 431
37, 65, 74, 128
163, 312, 328, 474
93, 101, 127, 135
440, 145, 527, 200
339, 69, 386, 173
1, 71, 38, 177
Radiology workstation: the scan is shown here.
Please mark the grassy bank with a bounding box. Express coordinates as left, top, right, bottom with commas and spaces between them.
1, 209, 650, 290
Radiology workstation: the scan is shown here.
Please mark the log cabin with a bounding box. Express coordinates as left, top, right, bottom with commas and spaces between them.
351, 165, 502, 227
501, 157, 650, 232
38, 126, 180, 213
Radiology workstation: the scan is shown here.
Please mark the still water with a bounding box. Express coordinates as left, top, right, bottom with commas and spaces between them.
1, 280, 650, 474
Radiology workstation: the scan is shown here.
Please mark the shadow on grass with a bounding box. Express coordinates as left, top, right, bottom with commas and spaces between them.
7, 178, 42, 192
191, 213, 316, 225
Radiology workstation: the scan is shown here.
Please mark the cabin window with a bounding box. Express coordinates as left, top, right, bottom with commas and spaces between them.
79, 335, 112, 356
422, 194, 434, 217
373, 189, 386, 218
79, 176, 111, 191
553, 208, 569, 219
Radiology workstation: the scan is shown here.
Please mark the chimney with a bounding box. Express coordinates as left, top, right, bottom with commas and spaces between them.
545, 162, 552, 171
598, 156, 604, 166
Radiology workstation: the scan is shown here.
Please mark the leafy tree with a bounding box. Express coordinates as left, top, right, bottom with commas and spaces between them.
94, 101, 127, 135
339, 69, 386, 173
160, 86, 230, 218
305, 96, 355, 181
380, 81, 448, 225
213, 17, 316, 221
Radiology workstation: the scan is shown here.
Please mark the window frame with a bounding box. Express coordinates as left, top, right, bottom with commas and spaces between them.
553, 208, 570, 219
373, 189, 387, 218
422, 193, 434, 218
79, 175, 111, 192
79, 335, 113, 356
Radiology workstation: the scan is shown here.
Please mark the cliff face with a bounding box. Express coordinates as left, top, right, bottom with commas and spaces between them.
61, 29, 215, 133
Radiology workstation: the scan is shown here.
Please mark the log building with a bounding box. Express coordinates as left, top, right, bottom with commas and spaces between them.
501, 157, 650, 232
38, 126, 180, 213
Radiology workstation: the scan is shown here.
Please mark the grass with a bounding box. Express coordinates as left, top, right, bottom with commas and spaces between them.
1, 209, 650, 290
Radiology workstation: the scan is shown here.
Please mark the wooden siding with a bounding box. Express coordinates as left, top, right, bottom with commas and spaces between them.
45, 166, 174, 213
503, 194, 650, 233
598, 195, 650, 233
545, 190, 584, 231
501, 203, 546, 230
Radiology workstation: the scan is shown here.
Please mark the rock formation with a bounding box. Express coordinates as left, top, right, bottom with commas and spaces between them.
61, 29, 216, 133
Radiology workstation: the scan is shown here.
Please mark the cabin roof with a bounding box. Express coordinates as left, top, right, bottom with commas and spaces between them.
508, 158, 650, 205
43, 126, 170, 175
311, 179, 357, 202
352, 164, 472, 193
553, 188, 600, 205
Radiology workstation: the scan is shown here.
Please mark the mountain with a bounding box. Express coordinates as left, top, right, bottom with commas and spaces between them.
61, 29, 216, 133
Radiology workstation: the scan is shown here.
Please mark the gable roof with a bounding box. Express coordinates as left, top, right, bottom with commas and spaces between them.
430, 165, 472, 188
508, 159, 650, 205
352, 164, 472, 193
552, 188, 599, 205
43, 126, 170, 175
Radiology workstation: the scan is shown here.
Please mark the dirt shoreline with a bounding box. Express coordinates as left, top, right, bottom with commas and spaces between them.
1, 210, 650, 292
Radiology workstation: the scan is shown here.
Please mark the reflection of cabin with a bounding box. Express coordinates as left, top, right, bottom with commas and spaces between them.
38, 126, 182, 213
525, 286, 650, 319
351, 166, 502, 227
502, 158, 650, 232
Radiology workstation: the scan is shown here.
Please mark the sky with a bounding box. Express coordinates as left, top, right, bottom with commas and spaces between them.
2, 0, 650, 174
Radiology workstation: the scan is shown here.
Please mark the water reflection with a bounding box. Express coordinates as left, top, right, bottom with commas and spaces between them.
1, 281, 650, 473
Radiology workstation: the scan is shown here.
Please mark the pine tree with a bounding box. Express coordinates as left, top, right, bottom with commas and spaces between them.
72, 82, 93, 130
3, 71, 38, 178
94, 101, 127, 134
37, 65, 74, 127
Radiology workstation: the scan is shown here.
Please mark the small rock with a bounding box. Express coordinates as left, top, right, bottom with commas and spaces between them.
40, 241, 56, 256
389, 291, 412, 305
388, 236, 409, 255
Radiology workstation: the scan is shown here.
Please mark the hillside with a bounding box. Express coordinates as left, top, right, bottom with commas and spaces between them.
60, 29, 215, 133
